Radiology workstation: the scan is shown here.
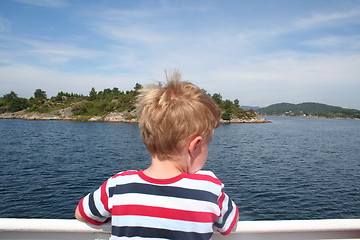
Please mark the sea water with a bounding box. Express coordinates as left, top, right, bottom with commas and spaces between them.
0, 117, 359, 220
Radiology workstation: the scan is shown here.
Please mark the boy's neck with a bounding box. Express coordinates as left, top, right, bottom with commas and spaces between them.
143, 156, 187, 179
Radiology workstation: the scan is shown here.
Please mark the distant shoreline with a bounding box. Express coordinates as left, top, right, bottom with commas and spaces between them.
256, 102, 360, 119
0, 111, 271, 124
259, 115, 360, 120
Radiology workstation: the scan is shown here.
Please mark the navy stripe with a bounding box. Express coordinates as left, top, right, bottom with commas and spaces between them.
112, 226, 213, 240
214, 197, 234, 229
109, 183, 218, 204
88, 192, 103, 218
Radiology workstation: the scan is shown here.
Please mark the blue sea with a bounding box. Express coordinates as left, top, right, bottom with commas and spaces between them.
0, 117, 359, 220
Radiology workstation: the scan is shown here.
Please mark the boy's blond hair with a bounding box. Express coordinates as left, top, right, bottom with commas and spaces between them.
136, 70, 220, 160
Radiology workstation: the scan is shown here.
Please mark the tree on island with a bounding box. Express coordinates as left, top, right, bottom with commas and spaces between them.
34, 89, 47, 100
0, 91, 29, 113
89, 87, 97, 101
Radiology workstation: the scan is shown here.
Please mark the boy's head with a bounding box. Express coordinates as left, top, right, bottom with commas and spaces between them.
136, 70, 220, 161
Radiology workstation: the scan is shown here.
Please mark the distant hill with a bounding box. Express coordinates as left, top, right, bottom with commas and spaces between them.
257, 102, 360, 119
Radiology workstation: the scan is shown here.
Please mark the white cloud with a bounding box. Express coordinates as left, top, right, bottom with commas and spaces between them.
189, 50, 360, 107
295, 8, 360, 28
302, 35, 360, 51
26, 40, 104, 62
0, 35, 105, 65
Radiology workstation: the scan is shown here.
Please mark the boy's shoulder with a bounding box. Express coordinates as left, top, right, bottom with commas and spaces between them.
195, 170, 217, 178
105, 170, 139, 183
111, 170, 138, 179
189, 170, 223, 185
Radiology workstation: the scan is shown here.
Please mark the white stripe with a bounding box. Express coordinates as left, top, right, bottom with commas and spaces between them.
110, 193, 220, 214
112, 215, 213, 234
168, 178, 221, 195
110, 236, 168, 240
93, 186, 110, 218
109, 173, 140, 185
197, 170, 218, 178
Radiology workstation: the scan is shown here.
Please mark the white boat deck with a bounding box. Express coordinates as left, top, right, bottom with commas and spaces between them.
0, 218, 359, 240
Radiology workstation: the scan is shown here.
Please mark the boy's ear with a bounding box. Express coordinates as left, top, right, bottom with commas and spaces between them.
188, 136, 203, 158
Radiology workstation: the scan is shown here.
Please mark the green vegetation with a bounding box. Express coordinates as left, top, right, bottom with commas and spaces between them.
257, 102, 360, 119
210, 93, 258, 120
0, 91, 29, 113
0, 84, 256, 121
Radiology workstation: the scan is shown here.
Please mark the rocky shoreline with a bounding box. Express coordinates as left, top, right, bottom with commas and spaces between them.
220, 115, 270, 123
0, 111, 270, 123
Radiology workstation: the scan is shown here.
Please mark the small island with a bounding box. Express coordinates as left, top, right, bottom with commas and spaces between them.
0, 84, 269, 123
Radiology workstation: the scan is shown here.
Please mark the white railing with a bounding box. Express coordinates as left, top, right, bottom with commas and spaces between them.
0, 218, 359, 240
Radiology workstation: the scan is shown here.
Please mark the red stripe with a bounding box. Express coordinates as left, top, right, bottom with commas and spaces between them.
138, 171, 187, 184
100, 180, 110, 213
185, 173, 222, 185
112, 205, 218, 223
77, 197, 103, 226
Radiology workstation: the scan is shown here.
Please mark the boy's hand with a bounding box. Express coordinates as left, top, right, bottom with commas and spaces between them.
74, 206, 85, 222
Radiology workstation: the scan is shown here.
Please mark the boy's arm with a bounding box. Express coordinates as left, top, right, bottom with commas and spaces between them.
74, 179, 112, 225
214, 193, 239, 235
74, 196, 108, 225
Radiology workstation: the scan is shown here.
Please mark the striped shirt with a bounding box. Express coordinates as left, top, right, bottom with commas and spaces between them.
77, 170, 238, 240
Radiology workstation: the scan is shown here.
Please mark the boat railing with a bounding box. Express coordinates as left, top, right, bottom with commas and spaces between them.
0, 218, 359, 240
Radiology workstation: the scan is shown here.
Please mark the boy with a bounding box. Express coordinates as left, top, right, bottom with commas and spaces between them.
75, 70, 239, 239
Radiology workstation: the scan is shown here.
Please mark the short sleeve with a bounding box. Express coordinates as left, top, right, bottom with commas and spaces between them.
77, 179, 111, 225
213, 189, 239, 235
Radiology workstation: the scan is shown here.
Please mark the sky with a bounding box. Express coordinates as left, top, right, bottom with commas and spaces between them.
0, 0, 360, 109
